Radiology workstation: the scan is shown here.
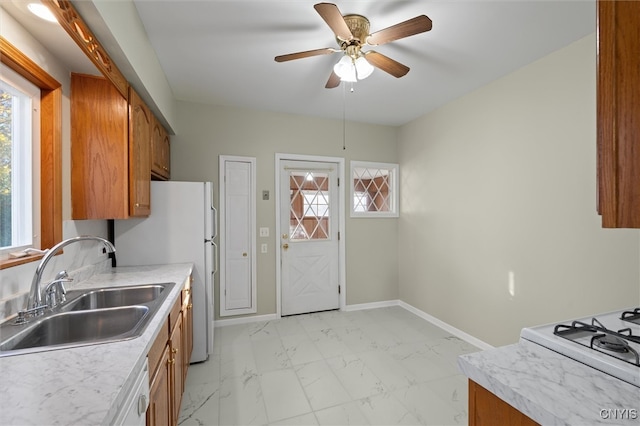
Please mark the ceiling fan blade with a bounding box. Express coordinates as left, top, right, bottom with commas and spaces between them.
365, 51, 410, 78
366, 15, 432, 46
314, 3, 353, 41
325, 71, 341, 89
275, 48, 335, 62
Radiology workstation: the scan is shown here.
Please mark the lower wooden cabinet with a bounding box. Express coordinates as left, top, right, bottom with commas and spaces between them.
468, 380, 539, 426
147, 346, 171, 426
169, 312, 184, 426
147, 278, 192, 426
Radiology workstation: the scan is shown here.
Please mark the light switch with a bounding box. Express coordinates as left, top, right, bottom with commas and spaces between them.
259, 227, 269, 237
261, 243, 268, 253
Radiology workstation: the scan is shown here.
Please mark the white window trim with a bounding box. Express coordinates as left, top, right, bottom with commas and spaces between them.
0, 62, 41, 257
350, 160, 399, 218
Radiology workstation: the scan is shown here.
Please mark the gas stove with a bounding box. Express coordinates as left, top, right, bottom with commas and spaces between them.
520, 307, 640, 388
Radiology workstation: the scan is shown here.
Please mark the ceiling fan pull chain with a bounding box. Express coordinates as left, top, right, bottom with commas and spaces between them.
342, 82, 347, 150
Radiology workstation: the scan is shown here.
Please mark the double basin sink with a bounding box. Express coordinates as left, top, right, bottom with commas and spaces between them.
0, 282, 175, 357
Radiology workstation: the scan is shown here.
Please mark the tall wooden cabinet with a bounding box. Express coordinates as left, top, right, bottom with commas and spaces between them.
71, 74, 151, 219
597, 1, 640, 228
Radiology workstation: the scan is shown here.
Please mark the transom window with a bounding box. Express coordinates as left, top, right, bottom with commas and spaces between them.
350, 161, 399, 218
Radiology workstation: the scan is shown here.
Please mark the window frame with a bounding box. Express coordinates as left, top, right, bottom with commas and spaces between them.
350, 160, 399, 218
0, 37, 62, 269
1, 62, 41, 255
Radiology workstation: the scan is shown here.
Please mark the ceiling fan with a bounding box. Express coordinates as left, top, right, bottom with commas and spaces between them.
274, 3, 432, 88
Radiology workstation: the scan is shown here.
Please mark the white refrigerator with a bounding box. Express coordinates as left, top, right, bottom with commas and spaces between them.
114, 181, 217, 363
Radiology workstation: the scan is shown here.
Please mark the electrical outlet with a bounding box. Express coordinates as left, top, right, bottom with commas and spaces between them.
262, 190, 269, 200
259, 227, 269, 237
261, 243, 268, 254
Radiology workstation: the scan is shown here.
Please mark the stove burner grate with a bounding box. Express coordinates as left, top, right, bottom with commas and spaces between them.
553, 320, 640, 367
621, 308, 640, 325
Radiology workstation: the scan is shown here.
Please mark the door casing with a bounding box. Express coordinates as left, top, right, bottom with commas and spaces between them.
275, 153, 346, 317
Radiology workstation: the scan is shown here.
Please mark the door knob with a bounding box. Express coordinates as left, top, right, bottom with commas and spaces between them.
242, 252, 248, 257
282, 234, 288, 239
282, 243, 289, 250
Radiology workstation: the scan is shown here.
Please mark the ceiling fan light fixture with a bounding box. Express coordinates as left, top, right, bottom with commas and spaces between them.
333, 55, 357, 82
355, 56, 374, 80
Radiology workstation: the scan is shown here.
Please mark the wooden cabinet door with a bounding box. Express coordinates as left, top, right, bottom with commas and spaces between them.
71, 73, 129, 219
597, 1, 640, 228
147, 346, 171, 426
468, 380, 539, 426
151, 116, 171, 180
169, 312, 184, 425
129, 88, 152, 217
182, 295, 193, 379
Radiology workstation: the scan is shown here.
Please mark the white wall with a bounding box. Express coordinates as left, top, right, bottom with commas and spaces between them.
171, 102, 400, 319
398, 33, 640, 347
0, 9, 109, 321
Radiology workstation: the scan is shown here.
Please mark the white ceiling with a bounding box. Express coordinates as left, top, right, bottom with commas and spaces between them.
3, 1, 596, 127
132, 0, 596, 126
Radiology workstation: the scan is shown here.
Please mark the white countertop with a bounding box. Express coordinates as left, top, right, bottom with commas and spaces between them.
0, 263, 193, 426
458, 339, 640, 426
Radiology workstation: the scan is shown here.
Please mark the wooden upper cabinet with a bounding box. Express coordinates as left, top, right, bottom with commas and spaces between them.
71, 73, 151, 219
129, 88, 152, 216
597, 1, 640, 228
71, 74, 129, 219
151, 115, 171, 180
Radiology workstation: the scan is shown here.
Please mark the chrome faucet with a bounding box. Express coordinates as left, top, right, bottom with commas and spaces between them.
24, 236, 116, 313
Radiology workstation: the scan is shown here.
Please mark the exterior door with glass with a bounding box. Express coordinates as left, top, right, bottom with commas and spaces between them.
279, 160, 340, 316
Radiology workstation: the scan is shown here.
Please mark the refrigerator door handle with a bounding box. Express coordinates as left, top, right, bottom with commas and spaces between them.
211, 206, 218, 240
212, 241, 218, 274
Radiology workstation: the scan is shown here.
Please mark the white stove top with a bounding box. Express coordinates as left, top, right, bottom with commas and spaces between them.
520, 308, 640, 388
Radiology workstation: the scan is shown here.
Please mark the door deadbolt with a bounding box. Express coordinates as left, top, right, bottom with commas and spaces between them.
282, 243, 289, 250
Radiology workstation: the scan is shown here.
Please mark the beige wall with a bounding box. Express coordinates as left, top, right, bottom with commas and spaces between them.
398, 33, 640, 347
171, 103, 400, 319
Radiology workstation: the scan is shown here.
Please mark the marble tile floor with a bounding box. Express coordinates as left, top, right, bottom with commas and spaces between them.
178, 306, 480, 426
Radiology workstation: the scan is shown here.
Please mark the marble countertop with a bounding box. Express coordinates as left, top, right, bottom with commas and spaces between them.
458, 339, 640, 425
0, 263, 193, 426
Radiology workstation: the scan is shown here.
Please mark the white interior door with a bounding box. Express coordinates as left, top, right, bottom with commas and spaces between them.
279, 160, 340, 316
219, 156, 256, 316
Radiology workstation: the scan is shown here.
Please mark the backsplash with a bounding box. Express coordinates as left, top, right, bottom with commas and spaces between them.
0, 220, 110, 322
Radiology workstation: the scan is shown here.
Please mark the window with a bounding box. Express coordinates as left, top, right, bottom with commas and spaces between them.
0, 37, 62, 269
350, 161, 399, 218
1, 63, 41, 256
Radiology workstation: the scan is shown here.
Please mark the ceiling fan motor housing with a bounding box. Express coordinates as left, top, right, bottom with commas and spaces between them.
338, 14, 370, 55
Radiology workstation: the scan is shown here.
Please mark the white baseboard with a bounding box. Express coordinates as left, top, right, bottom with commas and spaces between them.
214, 313, 279, 327
342, 300, 401, 311
398, 301, 493, 350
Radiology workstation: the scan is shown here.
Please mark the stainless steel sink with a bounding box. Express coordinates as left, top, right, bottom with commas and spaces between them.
0, 282, 175, 357
0, 307, 149, 352
62, 284, 167, 311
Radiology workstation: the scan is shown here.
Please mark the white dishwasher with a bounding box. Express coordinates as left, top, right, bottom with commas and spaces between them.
113, 359, 150, 426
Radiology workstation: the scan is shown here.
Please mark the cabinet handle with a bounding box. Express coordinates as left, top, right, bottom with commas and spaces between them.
168, 358, 175, 365
135, 203, 140, 207
172, 347, 178, 354
188, 303, 193, 309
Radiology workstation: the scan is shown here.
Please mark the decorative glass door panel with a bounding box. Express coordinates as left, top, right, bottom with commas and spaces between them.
289, 172, 330, 240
